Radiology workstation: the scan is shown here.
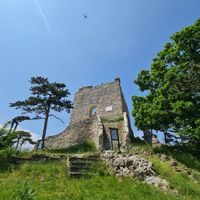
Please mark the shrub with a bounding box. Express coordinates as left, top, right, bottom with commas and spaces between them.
0, 148, 17, 171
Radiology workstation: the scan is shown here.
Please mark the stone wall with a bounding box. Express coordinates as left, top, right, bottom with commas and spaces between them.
70, 78, 125, 125
45, 78, 133, 150
103, 120, 124, 150
101, 112, 132, 150
45, 118, 102, 149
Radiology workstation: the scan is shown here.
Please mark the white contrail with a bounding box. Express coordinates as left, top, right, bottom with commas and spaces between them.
34, 0, 54, 36
33, 0, 69, 64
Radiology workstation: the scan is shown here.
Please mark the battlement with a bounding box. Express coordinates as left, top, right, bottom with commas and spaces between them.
78, 78, 121, 93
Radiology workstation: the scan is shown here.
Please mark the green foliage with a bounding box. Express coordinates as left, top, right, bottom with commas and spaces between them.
0, 122, 16, 149
10, 76, 73, 149
0, 148, 17, 171
73, 160, 110, 178
0, 161, 185, 200
130, 143, 200, 172
10, 76, 73, 115
0, 146, 200, 199
147, 156, 200, 198
15, 130, 36, 150
153, 145, 200, 171
132, 18, 200, 150
48, 140, 97, 154
13, 116, 31, 122
0, 122, 35, 151
15, 181, 37, 200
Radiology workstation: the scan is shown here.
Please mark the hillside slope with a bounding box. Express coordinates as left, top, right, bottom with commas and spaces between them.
0, 145, 200, 200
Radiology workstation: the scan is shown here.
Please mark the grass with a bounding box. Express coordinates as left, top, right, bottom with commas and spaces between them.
0, 140, 96, 172
0, 148, 19, 172
130, 142, 200, 172
147, 156, 200, 198
0, 161, 185, 200
1, 143, 200, 199
0, 158, 200, 200
153, 145, 200, 171
47, 140, 97, 154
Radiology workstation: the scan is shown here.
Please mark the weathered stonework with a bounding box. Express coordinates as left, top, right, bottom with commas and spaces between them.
45, 118, 101, 149
101, 152, 158, 178
45, 78, 133, 150
101, 151, 172, 192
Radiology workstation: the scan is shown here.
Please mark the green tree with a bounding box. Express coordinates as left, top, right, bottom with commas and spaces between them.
0, 122, 16, 149
14, 130, 36, 150
10, 76, 73, 149
132, 18, 200, 149
0, 122, 36, 150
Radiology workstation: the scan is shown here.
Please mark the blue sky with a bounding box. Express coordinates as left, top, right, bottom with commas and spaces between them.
0, 0, 200, 141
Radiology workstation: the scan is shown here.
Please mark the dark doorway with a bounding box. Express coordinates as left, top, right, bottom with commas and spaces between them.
110, 128, 120, 150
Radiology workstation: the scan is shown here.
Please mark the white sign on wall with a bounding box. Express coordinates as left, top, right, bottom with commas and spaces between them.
106, 106, 113, 112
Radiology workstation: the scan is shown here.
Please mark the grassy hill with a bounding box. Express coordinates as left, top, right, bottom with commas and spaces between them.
0, 143, 200, 200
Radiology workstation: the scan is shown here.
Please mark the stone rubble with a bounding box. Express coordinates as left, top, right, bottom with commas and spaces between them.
101, 151, 171, 191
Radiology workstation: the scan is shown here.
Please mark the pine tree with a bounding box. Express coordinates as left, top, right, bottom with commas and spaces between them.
10, 76, 73, 149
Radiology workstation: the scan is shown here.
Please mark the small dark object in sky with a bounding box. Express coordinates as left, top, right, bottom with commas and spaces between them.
83, 14, 88, 19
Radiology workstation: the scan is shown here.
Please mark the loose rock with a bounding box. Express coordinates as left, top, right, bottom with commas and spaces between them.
101, 151, 170, 192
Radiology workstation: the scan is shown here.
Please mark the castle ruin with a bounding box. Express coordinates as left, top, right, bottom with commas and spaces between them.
45, 78, 133, 150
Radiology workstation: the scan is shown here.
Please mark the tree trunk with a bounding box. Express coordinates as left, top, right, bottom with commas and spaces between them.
164, 132, 167, 144
13, 122, 19, 132
15, 136, 20, 150
9, 120, 15, 134
41, 104, 51, 149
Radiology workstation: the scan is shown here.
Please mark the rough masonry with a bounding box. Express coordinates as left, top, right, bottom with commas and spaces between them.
45, 78, 133, 150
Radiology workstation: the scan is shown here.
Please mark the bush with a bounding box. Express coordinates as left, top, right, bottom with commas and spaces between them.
0, 122, 16, 149
0, 148, 17, 171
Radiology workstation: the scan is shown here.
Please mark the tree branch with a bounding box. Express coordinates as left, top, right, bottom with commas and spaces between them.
49, 114, 65, 124
31, 116, 46, 120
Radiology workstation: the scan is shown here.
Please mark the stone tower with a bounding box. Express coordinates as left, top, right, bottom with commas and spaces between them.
45, 78, 133, 150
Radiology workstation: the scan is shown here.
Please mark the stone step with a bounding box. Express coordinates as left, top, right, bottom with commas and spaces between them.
69, 171, 91, 178
69, 157, 88, 161
69, 161, 92, 168
69, 160, 93, 164
68, 155, 100, 178
87, 155, 100, 160
69, 156, 100, 162
69, 166, 91, 172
